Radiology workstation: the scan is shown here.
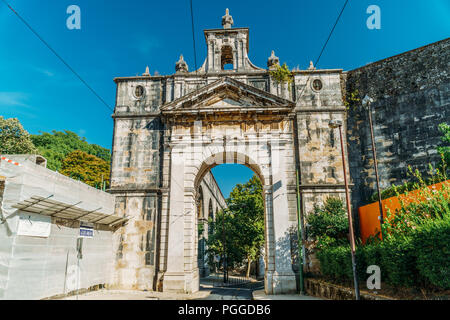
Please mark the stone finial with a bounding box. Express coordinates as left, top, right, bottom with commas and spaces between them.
175, 54, 188, 73
308, 61, 316, 70
267, 50, 280, 69
222, 8, 234, 29
142, 65, 150, 76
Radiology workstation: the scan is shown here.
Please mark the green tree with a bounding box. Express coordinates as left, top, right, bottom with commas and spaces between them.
0, 116, 37, 154
206, 175, 265, 277
31, 130, 111, 171
59, 150, 110, 188
206, 208, 245, 272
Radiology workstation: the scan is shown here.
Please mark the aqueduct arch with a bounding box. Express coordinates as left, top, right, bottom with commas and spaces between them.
110, 9, 349, 294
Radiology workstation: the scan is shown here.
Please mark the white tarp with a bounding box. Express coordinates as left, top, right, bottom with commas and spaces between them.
0, 157, 117, 300
17, 212, 51, 238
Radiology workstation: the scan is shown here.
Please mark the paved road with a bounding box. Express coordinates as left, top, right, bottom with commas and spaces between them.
58, 278, 265, 300
196, 280, 264, 300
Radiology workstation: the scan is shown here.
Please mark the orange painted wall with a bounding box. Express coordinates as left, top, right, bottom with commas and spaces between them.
358, 180, 450, 243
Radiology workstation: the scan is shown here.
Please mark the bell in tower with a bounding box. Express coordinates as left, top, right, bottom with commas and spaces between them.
198, 9, 264, 73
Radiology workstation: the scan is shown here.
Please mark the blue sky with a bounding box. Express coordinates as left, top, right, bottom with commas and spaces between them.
1, 0, 449, 197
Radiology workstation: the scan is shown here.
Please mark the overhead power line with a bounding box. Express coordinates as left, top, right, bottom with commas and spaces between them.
296, 0, 349, 102
1, 0, 114, 112
314, 0, 349, 68
189, 0, 198, 73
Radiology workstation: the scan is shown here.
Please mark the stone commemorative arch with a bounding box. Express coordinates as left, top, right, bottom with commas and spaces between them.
110, 9, 349, 294
161, 77, 298, 293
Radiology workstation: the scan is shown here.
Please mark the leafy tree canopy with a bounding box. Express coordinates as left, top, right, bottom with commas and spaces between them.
60, 150, 110, 188
206, 175, 265, 277
0, 116, 37, 154
31, 130, 111, 171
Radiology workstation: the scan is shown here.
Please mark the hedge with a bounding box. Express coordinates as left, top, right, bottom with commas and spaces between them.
316, 246, 367, 282
413, 215, 450, 289
378, 237, 419, 287
316, 215, 450, 289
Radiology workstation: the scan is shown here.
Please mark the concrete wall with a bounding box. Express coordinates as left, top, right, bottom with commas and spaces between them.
345, 38, 450, 215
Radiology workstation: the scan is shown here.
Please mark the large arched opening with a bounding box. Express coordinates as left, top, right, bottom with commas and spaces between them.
190, 151, 277, 293
198, 162, 266, 282
163, 133, 299, 294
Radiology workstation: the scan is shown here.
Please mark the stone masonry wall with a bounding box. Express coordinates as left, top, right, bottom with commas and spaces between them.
110, 78, 164, 290
345, 38, 450, 220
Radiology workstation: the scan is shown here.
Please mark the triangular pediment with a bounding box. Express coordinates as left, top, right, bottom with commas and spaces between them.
160, 77, 295, 115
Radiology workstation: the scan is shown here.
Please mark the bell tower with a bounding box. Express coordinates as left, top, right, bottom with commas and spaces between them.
201, 9, 263, 73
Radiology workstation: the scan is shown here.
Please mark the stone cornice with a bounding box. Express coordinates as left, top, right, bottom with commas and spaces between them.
298, 183, 354, 190
112, 111, 161, 119
107, 188, 163, 195
161, 77, 295, 115
292, 69, 343, 75
113, 69, 345, 83
295, 107, 347, 113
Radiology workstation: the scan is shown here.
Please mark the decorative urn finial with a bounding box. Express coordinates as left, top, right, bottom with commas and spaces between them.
142, 65, 150, 76
308, 61, 316, 70
222, 8, 234, 29
267, 50, 280, 69
175, 54, 189, 73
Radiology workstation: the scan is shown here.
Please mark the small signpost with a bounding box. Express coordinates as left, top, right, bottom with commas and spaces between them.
79, 222, 94, 238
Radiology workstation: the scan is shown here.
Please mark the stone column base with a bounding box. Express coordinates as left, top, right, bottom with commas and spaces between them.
162, 269, 200, 293
265, 271, 297, 294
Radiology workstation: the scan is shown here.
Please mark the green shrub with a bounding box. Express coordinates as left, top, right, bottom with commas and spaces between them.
356, 243, 384, 281
316, 163, 449, 290
437, 123, 450, 170
318, 238, 419, 287
307, 197, 349, 248
412, 215, 450, 289
381, 165, 449, 239
269, 63, 293, 85
317, 246, 352, 280
317, 245, 367, 282
378, 237, 419, 287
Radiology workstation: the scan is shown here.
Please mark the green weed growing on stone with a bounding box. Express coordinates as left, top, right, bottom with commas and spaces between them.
269, 63, 293, 86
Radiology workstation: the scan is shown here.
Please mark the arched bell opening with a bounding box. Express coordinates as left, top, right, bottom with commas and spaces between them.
221, 45, 234, 70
